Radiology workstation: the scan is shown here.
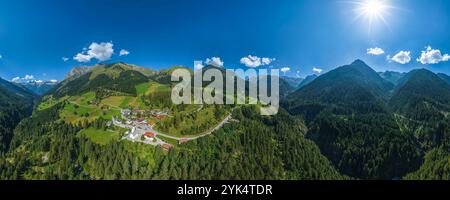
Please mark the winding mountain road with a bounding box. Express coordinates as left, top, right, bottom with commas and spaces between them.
112, 111, 233, 142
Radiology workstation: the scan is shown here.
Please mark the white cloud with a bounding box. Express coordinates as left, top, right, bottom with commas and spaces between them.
11, 77, 20, 83
119, 49, 130, 56
205, 57, 224, 68
313, 67, 323, 73
0, 54, 2, 59
35, 80, 44, 84
74, 53, 91, 62
417, 46, 450, 65
367, 47, 385, 55
296, 70, 301, 78
62, 57, 69, 62
240, 55, 261, 68
262, 57, 275, 65
280, 67, 290, 73
389, 51, 411, 64
74, 42, 114, 62
50, 80, 58, 83
24, 75, 35, 80
194, 61, 204, 70
89, 42, 114, 61
11, 75, 35, 83
240, 55, 275, 67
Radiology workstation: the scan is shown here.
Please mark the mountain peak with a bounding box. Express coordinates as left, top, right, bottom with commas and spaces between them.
399, 68, 444, 87
351, 59, 368, 66
66, 66, 93, 79
410, 68, 434, 75
390, 68, 450, 120
286, 60, 393, 117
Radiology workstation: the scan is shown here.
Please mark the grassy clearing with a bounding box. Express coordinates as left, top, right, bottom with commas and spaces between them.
156, 135, 179, 145
59, 101, 120, 122
74, 92, 96, 106
146, 82, 170, 95
60, 103, 100, 123
37, 96, 69, 111
80, 128, 119, 145
136, 82, 152, 95
101, 96, 126, 108
101, 109, 121, 120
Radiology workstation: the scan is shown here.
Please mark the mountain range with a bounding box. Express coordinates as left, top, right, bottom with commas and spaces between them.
1, 60, 450, 180
0, 77, 36, 152
19, 80, 59, 95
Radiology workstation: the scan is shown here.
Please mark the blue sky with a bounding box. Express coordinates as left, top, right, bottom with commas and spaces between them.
0, 0, 449, 81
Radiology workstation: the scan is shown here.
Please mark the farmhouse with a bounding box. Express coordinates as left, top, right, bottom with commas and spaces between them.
155, 114, 165, 120
162, 143, 172, 151
144, 132, 155, 139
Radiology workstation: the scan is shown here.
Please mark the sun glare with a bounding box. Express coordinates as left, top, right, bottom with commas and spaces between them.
352, 0, 393, 33
358, 0, 387, 18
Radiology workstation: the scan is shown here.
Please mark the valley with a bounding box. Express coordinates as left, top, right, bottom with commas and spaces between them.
1, 60, 450, 180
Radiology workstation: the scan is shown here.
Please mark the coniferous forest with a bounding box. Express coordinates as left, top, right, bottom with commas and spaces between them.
1, 60, 450, 180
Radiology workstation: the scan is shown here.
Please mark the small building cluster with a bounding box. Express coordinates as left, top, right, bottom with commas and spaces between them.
121, 108, 168, 126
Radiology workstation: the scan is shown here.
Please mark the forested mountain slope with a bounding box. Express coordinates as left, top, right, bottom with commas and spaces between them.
0, 62, 343, 180
0, 78, 36, 152
390, 69, 450, 121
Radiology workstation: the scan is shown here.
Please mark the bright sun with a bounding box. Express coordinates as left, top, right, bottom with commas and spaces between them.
352, 0, 393, 32
358, 0, 387, 18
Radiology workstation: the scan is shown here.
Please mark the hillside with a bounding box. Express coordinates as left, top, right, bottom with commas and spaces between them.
0, 78, 37, 100
20, 80, 58, 95
297, 74, 317, 89
389, 69, 450, 121
50, 63, 151, 98
0, 62, 344, 180
282, 60, 424, 179
0, 78, 36, 152
37, 63, 231, 137
285, 60, 393, 119
3, 60, 450, 180
281, 76, 303, 89
437, 73, 450, 85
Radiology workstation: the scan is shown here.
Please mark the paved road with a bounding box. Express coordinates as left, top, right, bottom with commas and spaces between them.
113, 112, 233, 142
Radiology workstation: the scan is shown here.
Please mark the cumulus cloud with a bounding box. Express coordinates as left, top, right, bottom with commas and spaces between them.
417, 46, 450, 64
119, 49, 130, 56
240, 55, 275, 67
367, 47, 385, 55
389, 51, 411, 64
62, 57, 69, 62
50, 80, 58, 83
194, 61, 204, 70
73, 53, 91, 62
205, 57, 224, 68
262, 57, 275, 65
24, 75, 35, 80
280, 67, 290, 73
240, 55, 262, 68
11, 75, 37, 83
0, 54, 2, 59
312, 67, 323, 73
11, 77, 20, 83
74, 42, 114, 62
